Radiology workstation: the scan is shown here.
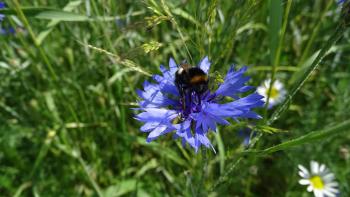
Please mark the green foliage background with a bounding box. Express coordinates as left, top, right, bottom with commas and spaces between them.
0, 0, 349, 196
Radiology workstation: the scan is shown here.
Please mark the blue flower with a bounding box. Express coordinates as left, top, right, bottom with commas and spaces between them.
0, 2, 5, 9
0, 26, 15, 35
0, 2, 6, 20
0, 2, 17, 35
135, 57, 264, 152
237, 127, 256, 147
0, 1, 8, 33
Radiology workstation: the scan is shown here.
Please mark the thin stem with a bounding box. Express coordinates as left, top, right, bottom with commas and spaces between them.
160, 0, 193, 63
78, 156, 103, 197
297, 0, 333, 68
12, 0, 58, 81
264, 0, 293, 119
196, 149, 208, 196
210, 157, 242, 192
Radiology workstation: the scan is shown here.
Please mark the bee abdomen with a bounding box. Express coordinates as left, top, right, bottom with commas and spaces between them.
189, 75, 208, 84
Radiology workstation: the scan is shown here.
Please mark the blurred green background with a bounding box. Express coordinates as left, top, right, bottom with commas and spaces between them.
0, 0, 349, 196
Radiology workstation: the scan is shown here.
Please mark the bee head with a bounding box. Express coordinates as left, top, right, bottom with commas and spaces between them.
177, 60, 191, 75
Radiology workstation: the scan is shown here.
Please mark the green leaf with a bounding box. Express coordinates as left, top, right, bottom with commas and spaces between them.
172, 8, 201, 26
255, 125, 286, 134
37, 1, 83, 44
33, 10, 88, 21
0, 7, 116, 21
135, 159, 158, 177
0, 7, 54, 16
214, 129, 225, 175
103, 179, 138, 197
236, 22, 267, 35
136, 137, 188, 167
254, 119, 350, 154
268, 0, 283, 64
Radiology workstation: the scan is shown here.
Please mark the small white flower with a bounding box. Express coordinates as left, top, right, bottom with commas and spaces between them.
298, 161, 339, 197
257, 79, 286, 108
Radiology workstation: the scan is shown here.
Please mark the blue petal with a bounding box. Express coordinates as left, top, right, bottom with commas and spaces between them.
198, 93, 264, 123
140, 121, 162, 132
194, 127, 216, 153
174, 119, 196, 148
227, 93, 265, 108
240, 111, 262, 119
147, 125, 174, 142
219, 93, 264, 120
138, 81, 179, 108
198, 56, 211, 74
0, 2, 6, 9
136, 108, 178, 142
215, 66, 253, 98
135, 108, 177, 122
169, 58, 178, 75
153, 74, 179, 95
237, 128, 256, 147
159, 64, 175, 82
152, 61, 180, 97
191, 102, 231, 134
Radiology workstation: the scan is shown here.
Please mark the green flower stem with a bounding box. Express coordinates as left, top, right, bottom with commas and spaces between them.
264, 0, 293, 119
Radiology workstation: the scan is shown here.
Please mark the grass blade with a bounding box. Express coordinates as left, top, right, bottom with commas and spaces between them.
37, 1, 83, 44
0, 7, 119, 21
77, 41, 151, 76
264, 0, 292, 115
258, 119, 350, 154
268, 0, 282, 65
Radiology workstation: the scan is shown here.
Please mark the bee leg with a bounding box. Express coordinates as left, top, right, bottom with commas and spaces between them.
188, 91, 192, 111
197, 93, 201, 106
182, 95, 186, 112
176, 84, 185, 111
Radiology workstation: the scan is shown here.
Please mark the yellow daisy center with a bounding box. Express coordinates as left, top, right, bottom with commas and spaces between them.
266, 87, 279, 99
310, 176, 324, 189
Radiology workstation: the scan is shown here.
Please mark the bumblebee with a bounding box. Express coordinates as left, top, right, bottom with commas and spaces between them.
175, 61, 209, 105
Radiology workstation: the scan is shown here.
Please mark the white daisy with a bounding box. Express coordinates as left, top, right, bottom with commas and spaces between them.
298, 161, 339, 197
257, 79, 286, 108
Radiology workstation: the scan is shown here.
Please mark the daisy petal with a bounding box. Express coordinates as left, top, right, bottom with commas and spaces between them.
325, 182, 339, 187
299, 179, 310, 185
323, 189, 336, 197
311, 160, 320, 174
323, 173, 335, 182
324, 187, 339, 193
313, 190, 324, 197
319, 164, 326, 173
307, 185, 314, 192
298, 164, 310, 178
